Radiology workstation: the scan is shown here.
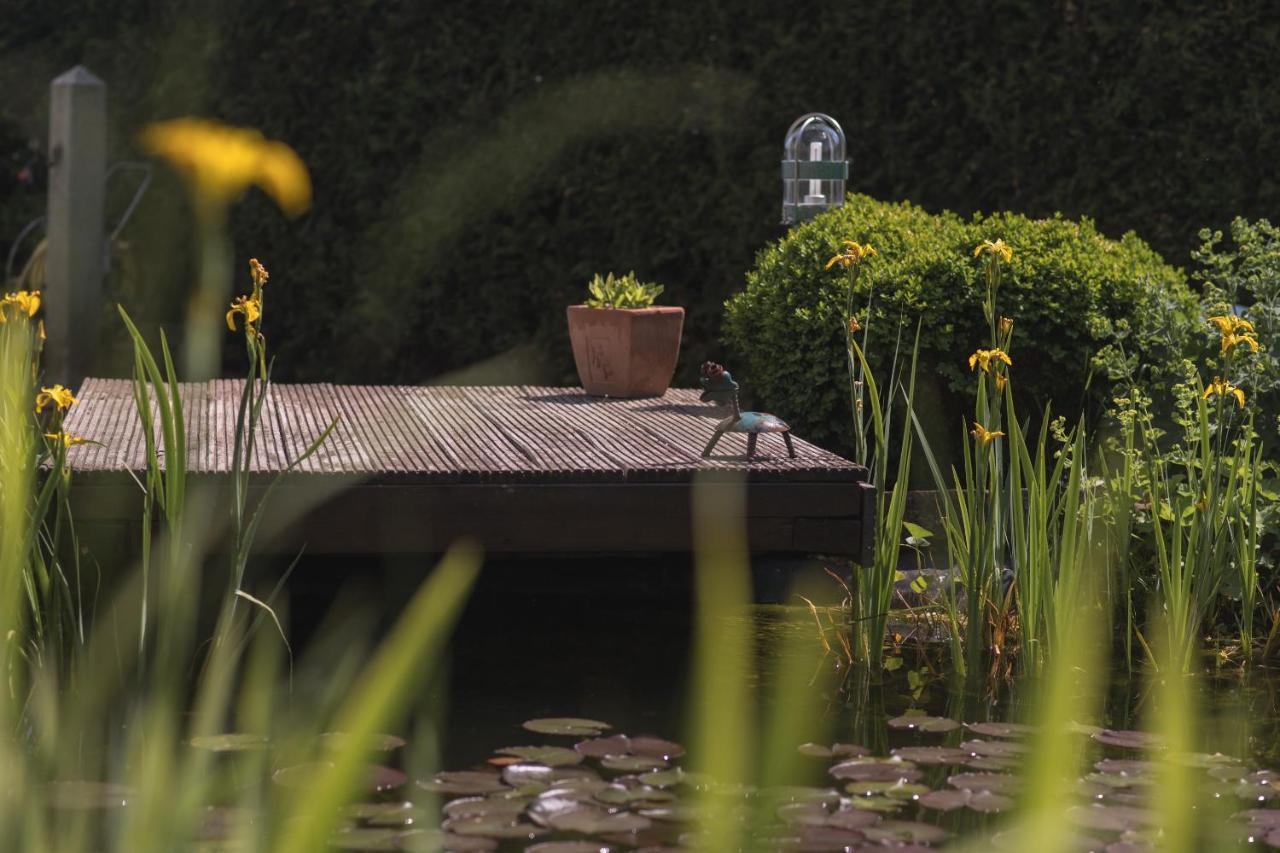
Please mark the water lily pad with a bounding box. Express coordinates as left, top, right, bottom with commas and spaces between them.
1091, 729, 1163, 750
417, 770, 508, 795
830, 760, 922, 783
636, 804, 698, 823
891, 746, 973, 765
271, 762, 334, 788
542, 805, 652, 834
947, 772, 1021, 794
1085, 772, 1154, 790
370, 766, 408, 792
861, 819, 950, 844
575, 735, 632, 759
919, 788, 1012, 813
775, 802, 828, 826
844, 796, 903, 813
501, 764, 596, 788
967, 756, 1020, 771
1173, 751, 1240, 768
638, 768, 686, 788
347, 801, 429, 827
594, 783, 667, 806
526, 843, 614, 853
321, 732, 408, 752
796, 742, 870, 760
852, 781, 930, 800
497, 746, 584, 767
189, 733, 270, 752
1210, 765, 1251, 783
1095, 759, 1158, 776
959, 739, 1028, 757
887, 714, 960, 733
443, 797, 529, 821
444, 815, 547, 840
965, 721, 1035, 738
628, 736, 685, 760
600, 754, 667, 773
917, 789, 970, 811
823, 808, 881, 830
1235, 780, 1280, 801
1234, 809, 1280, 827
524, 718, 612, 737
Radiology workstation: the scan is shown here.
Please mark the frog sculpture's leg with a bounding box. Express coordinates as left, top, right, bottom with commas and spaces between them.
746, 433, 758, 458
702, 428, 728, 458
783, 431, 796, 458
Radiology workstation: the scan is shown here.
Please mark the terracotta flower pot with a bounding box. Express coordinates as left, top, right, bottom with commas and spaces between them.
566, 305, 685, 397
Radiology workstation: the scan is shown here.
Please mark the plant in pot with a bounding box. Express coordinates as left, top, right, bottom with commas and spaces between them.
567, 271, 684, 397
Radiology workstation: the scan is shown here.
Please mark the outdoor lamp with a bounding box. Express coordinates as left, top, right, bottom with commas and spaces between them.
781, 113, 847, 225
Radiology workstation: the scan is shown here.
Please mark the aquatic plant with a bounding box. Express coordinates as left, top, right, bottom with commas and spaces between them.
826, 240, 920, 672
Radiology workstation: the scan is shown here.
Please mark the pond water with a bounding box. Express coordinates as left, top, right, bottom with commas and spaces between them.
283, 557, 1280, 851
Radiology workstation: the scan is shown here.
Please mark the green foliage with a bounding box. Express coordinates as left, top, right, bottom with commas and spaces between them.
584, 271, 663, 309
723, 194, 1196, 454
1192, 217, 1280, 430
10, 1, 1280, 385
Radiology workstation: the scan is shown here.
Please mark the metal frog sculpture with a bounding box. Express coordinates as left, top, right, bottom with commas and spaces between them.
698, 362, 795, 459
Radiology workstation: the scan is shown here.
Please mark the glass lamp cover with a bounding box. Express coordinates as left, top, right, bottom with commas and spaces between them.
781, 113, 847, 224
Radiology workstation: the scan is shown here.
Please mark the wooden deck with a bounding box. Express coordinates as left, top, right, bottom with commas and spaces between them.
64, 380, 871, 556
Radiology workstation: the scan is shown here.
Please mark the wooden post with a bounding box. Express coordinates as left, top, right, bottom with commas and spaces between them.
44, 66, 107, 389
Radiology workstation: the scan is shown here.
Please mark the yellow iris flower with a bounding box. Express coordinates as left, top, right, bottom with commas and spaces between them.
1208, 314, 1254, 336
971, 422, 1005, 445
139, 118, 311, 217
250, 258, 269, 289
968, 347, 1013, 373
226, 295, 263, 333
974, 239, 1013, 263
35, 384, 77, 413
999, 316, 1014, 335
825, 240, 878, 270
1203, 377, 1246, 408
44, 431, 89, 449
1221, 331, 1262, 355
0, 290, 41, 320
1208, 314, 1262, 355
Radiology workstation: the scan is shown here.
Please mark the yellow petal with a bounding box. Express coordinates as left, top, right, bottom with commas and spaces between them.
256, 141, 312, 216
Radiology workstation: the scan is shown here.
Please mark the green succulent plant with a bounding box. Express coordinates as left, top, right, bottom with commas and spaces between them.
585, 271, 664, 309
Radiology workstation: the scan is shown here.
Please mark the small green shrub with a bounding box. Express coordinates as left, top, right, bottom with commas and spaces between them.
584, 271, 664, 309
722, 194, 1196, 454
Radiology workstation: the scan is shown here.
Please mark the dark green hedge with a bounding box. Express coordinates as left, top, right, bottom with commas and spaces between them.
2, 0, 1278, 391
723, 195, 1195, 454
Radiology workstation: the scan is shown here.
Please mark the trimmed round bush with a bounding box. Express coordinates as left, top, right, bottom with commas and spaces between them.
722, 194, 1196, 454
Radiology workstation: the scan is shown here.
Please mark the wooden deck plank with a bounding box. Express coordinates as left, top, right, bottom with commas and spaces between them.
65, 383, 864, 480
64, 380, 869, 555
